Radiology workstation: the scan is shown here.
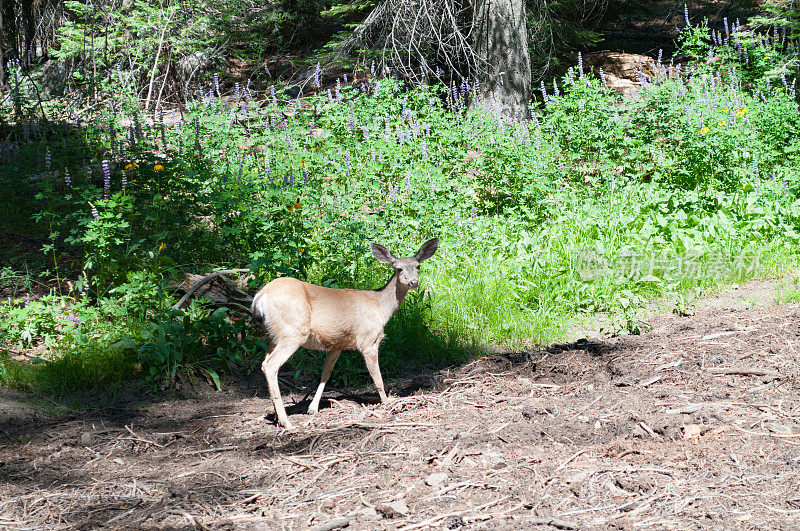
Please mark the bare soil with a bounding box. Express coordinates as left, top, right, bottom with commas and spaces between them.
2, 291, 800, 529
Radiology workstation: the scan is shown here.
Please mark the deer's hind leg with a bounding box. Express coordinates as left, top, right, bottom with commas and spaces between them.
262, 336, 306, 428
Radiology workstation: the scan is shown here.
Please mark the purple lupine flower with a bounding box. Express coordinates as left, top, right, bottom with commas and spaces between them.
335, 79, 341, 102
781, 73, 788, 88
540, 81, 547, 102
370, 62, 376, 76
270, 85, 277, 105
102, 160, 111, 198
133, 113, 142, 139
360, 126, 370, 142
567, 69, 574, 85
327, 88, 334, 103
599, 68, 607, 86
241, 101, 247, 117
283, 172, 294, 186
345, 150, 351, 172
44, 150, 51, 169
285, 130, 293, 151
303, 164, 309, 183
214, 73, 220, 96
314, 63, 321, 88
343, 74, 348, 84
266, 158, 273, 181
684, 4, 690, 26
91, 204, 99, 220
425, 123, 430, 137
421, 141, 428, 158
64, 171, 72, 188
59, 314, 82, 325
578, 52, 584, 78
753, 156, 759, 176
405, 173, 411, 190
348, 102, 355, 132
121, 170, 127, 193
387, 183, 400, 201
374, 80, 381, 96
553, 79, 560, 96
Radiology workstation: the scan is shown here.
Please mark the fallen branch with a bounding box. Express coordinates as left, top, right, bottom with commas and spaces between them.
524, 516, 578, 529
172, 269, 252, 309
706, 367, 781, 377
179, 445, 238, 456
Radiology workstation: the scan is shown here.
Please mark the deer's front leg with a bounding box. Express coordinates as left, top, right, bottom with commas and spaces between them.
361, 346, 389, 404
308, 349, 341, 415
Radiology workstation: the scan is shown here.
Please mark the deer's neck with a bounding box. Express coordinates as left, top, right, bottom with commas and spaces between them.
376, 272, 410, 323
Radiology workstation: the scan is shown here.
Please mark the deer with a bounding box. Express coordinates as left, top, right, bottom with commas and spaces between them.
252, 238, 439, 428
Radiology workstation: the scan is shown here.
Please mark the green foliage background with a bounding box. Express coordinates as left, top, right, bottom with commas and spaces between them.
1, 5, 799, 403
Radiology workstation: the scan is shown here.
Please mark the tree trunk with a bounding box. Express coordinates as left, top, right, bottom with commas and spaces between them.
473, 0, 532, 121
0, 6, 5, 88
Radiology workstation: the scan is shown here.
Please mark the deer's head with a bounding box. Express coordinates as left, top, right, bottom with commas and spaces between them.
370, 238, 439, 289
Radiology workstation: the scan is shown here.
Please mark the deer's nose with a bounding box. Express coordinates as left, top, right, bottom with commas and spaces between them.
409, 279, 419, 288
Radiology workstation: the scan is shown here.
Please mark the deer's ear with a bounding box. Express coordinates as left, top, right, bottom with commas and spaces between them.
415, 238, 439, 262
370, 243, 397, 265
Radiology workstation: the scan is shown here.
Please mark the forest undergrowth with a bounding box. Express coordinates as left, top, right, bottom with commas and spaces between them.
1, 16, 799, 401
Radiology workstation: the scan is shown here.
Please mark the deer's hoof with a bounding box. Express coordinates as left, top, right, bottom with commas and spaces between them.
277, 418, 295, 430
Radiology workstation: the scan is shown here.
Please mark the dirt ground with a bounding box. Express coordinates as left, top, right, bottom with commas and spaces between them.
2, 286, 800, 530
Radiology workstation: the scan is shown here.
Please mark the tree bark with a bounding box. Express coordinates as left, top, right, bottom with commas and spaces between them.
473, 0, 532, 121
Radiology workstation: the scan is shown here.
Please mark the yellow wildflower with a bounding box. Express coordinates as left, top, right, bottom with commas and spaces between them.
736, 109, 748, 117
158, 242, 166, 251
700, 126, 710, 134
722, 108, 728, 112
154, 163, 165, 171
125, 162, 139, 170
719, 120, 725, 126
